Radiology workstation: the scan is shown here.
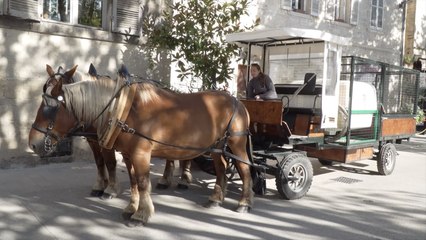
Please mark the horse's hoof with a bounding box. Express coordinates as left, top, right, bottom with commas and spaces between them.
101, 193, 114, 200
177, 183, 189, 190
204, 200, 221, 209
90, 190, 104, 197
156, 183, 169, 190
122, 212, 133, 220
126, 219, 145, 228
236, 205, 251, 213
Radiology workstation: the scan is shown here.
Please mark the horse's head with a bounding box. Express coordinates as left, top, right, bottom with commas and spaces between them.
28, 64, 82, 157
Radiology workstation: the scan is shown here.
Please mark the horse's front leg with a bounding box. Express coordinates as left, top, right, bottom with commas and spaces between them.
128, 151, 155, 226
122, 155, 140, 220
101, 148, 120, 199
156, 160, 175, 189
205, 153, 228, 208
177, 160, 192, 189
87, 140, 108, 197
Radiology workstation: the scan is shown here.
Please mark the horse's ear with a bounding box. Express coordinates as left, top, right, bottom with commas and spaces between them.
118, 64, 130, 78
88, 63, 97, 77
46, 64, 55, 77
64, 65, 78, 80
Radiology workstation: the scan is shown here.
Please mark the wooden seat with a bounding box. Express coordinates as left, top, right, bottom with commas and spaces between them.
240, 99, 283, 125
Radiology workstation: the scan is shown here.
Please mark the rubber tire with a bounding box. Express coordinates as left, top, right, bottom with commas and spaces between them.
276, 153, 313, 200
377, 143, 397, 176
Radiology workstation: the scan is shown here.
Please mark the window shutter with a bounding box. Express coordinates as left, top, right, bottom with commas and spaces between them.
113, 0, 141, 36
350, 0, 359, 24
280, 0, 291, 10
7, 0, 41, 20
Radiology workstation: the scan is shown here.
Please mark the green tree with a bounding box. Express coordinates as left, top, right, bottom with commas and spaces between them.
143, 0, 256, 90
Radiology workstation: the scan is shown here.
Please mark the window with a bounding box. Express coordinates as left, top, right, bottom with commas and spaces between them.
43, 0, 71, 23
371, 0, 383, 28
43, 0, 103, 28
350, 0, 359, 24
334, 0, 346, 21
311, 0, 320, 16
281, 0, 305, 12
78, 0, 103, 27
4, 0, 142, 36
292, 0, 304, 11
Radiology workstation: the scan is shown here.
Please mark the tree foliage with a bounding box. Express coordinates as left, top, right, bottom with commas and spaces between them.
143, 0, 256, 90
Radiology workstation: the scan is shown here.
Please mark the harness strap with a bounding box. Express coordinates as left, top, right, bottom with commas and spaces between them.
118, 121, 214, 153
98, 83, 137, 149
121, 123, 252, 166
209, 148, 252, 166
31, 123, 60, 140
117, 96, 252, 166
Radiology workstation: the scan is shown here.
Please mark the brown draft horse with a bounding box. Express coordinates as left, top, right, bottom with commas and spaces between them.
28, 65, 120, 199
28, 65, 191, 199
28, 65, 253, 225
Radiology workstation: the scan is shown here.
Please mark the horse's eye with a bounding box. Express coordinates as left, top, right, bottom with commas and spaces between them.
43, 84, 47, 93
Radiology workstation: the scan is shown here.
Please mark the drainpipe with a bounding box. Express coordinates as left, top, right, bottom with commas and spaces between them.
398, 0, 409, 67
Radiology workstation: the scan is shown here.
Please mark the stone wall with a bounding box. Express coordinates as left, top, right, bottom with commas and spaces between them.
0, 23, 170, 165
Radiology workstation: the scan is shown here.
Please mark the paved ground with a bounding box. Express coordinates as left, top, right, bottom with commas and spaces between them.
1, 135, 425, 240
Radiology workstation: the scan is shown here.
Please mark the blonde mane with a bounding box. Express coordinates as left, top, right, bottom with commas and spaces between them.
63, 76, 120, 130
62, 76, 162, 131
72, 71, 97, 83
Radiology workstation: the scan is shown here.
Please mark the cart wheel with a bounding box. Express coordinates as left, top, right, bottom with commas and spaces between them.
318, 159, 333, 166
193, 154, 216, 176
275, 153, 313, 200
193, 155, 237, 180
226, 161, 237, 180
377, 143, 397, 175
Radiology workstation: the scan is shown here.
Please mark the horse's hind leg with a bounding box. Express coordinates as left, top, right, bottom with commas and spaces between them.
87, 140, 108, 197
177, 160, 192, 189
205, 153, 228, 208
101, 148, 120, 199
156, 160, 175, 189
228, 137, 254, 213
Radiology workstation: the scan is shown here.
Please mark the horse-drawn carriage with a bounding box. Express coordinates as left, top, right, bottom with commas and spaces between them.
224, 28, 420, 200
28, 28, 419, 226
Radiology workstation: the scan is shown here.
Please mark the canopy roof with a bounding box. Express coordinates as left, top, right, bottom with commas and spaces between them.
226, 27, 351, 46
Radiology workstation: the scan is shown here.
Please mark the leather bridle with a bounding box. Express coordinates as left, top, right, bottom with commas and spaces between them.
31, 73, 89, 154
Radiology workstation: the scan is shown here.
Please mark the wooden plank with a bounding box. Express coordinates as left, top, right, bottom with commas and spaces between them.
241, 99, 283, 125
381, 118, 416, 137
294, 114, 311, 135
295, 145, 374, 163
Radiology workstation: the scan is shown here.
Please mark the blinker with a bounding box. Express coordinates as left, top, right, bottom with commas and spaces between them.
41, 93, 60, 121
42, 105, 59, 121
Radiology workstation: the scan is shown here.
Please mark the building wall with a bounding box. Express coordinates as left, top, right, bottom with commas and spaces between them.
0, 10, 170, 165
249, 0, 406, 65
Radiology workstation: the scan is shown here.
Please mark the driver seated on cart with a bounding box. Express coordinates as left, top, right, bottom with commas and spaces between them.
246, 63, 277, 100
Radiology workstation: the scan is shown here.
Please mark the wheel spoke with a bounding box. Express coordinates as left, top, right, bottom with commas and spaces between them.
288, 164, 307, 191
